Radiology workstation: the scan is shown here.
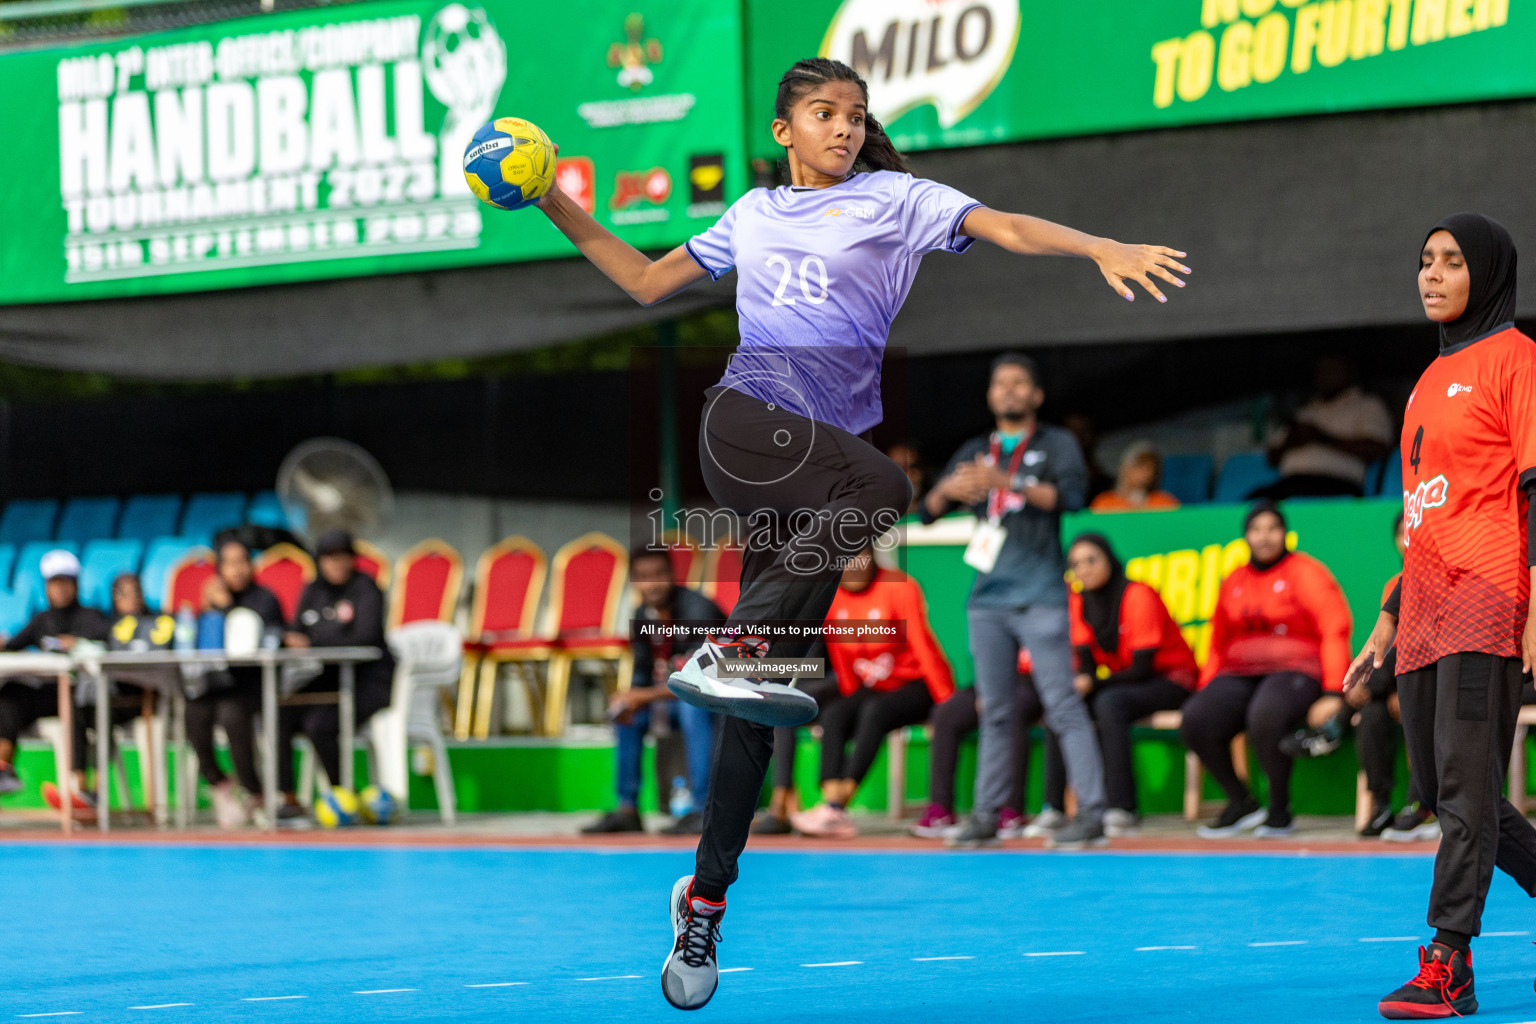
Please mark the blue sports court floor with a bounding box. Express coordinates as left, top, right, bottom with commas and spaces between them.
5, 841, 1536, 1022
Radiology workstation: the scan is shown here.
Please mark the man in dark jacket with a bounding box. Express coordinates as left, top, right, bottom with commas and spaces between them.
0, 550, 110, 797
582, 545, 724, 836
278, 529, 394, 817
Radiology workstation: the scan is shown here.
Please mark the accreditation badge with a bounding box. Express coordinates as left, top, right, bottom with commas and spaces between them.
963, 518, 1008, 573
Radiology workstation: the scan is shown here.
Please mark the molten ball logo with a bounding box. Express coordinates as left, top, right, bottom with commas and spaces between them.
820, 0, 1020, 129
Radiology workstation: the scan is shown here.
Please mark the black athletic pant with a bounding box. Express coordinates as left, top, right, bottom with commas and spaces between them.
1180, 672, 1322, 814
770, 676, 844, 790
277, 665, 393, 792
1398, 652, 1536, 936
817, 680, 933, 786
1089, 676, 1191, 814
186, 671, 262, 793
929, 680, 1044, 813
693, 385, 911, 895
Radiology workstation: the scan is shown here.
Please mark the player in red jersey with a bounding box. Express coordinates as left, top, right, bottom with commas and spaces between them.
1347, 213, 1536, 1019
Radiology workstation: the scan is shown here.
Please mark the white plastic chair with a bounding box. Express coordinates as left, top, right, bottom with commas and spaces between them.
365, 621, 462, 824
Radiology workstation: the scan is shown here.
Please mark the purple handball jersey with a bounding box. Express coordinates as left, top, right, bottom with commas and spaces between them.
685, 170, 983, 435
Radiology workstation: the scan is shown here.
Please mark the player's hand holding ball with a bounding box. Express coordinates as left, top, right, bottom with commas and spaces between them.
462, 117, 556, 211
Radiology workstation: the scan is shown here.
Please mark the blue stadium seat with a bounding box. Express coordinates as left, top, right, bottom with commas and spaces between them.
117, 494, 183, 543
55, 496, 121, 545
0, 544, 14, 591
14, 540, 80, 615
179, 493, 248, 546
79, 539, 144, 611
1160, 454, 1214, 505
1378, 451, 1404, 498
247, 490, 289, 530
1214, 452, 1281, 503
0, 591, 30, 642
0, 499, 59, 546
140, 537, 200, 613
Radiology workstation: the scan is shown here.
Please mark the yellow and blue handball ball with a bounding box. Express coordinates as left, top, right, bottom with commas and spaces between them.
359, 785, 399, 826
314, 786, 362, 828
463, 117, 555, 211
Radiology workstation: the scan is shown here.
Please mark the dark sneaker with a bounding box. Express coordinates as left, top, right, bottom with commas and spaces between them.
0, 765, 21, 796
1046, 812, 1108, 850
1382, 804, 1441, 843
581, 807, 644, 834
1378, 943, 1475, 1019
751, 813, 793, 835
1254, 809, 1295, 838
667, 641, 819, 728
1360, 801, 1395, 838
660, 811, 705, 836
1197, 797, 1266, 838
944, 814, 1000, 849
275, 802, 312, 829
661, 875, 723, 1011
1280, 715, 1347, 759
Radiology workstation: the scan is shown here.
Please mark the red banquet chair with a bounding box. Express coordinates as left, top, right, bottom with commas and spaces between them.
164, 548, 216, 615
700, 544, 744, 616
389, 539, 463, 630
254, 542, 315, 624
353, 539, 392, 591
459, 536, 551, 739
661, 530, 703, 589
542, 532, 633, 736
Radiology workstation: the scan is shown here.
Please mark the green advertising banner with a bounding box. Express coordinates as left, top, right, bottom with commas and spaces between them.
0, 0, 746, 304
746, 0, 1527, 159
901, 499, 1402, 686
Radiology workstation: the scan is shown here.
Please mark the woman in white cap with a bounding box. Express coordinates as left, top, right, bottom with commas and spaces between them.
0, 550, 110, 801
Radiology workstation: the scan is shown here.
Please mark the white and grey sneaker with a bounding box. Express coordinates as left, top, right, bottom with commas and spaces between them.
944, 814, 1001, 849
661, 875, 724, 1011
1102, 808, 1140, 838
1046, 812, 1109, 850
1021, 806, 1068, 838
667, 640, 819, 728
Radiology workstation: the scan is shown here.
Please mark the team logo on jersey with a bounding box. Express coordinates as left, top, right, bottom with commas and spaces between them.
1404, 474, 1450, 531
824, 205, 875, 219
1447, 383, 1474, 398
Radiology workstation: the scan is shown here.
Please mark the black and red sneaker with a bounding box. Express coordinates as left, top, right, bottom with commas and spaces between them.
1379, 943, 1476, 1019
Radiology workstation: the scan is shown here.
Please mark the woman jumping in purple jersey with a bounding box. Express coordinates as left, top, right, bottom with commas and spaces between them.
536, 58, 1190, 1011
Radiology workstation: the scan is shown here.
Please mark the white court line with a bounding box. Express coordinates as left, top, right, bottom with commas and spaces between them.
802, 961, 863, 967
913, 956, 975, 961
719, 968, 753, 973
354, 989, 416, 995
242, 996, 307, 1002
576, 976, 642, 982
1359, 937, 1419, 943
465, 982, 528, 988
17, 1015, 83, 1019
1024, 951, 1085, 957
1484, 931, 1531, 937
1249, 941, 1307, 947
1136, 946, 1196, 951
130, 1005, 194, 1010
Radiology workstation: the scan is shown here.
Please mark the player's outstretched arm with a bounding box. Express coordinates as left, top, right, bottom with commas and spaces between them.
959, 208, 1190, 304
536, 185, 708, 307
1343, 610, 1397, 693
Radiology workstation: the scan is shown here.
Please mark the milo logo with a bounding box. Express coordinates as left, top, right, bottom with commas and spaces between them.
820, 0, 1020, 129
1403, 474, 1449, 533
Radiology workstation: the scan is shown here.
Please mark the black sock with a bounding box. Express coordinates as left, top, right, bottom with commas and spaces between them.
1433, 928, 1471, 954
690, 878, 728, 904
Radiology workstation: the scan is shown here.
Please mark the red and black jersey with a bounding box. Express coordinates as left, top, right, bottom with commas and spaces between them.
826, 570, 956, 704
1201, 552, 1354, 691
1398, 326, 1536, 672
1069, 580, 1198, 688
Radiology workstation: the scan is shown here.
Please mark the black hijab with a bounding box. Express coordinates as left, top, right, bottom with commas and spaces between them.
1070, 532, 1128, 652
1244, 499, 1289, 572
1423, 213, 1517, 350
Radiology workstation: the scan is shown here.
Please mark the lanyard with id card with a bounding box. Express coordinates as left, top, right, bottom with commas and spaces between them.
962, 429, 1033, 573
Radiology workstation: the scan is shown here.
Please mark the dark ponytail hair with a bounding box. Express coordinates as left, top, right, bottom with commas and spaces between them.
773, 57, 912, 176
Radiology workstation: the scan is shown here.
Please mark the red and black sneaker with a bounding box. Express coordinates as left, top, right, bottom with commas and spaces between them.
1379, 943, 1476, 1019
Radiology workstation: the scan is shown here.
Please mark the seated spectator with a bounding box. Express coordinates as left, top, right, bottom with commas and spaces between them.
185, 539, 284, 829
0, 551, 109, 804
1065, 411, 1114, 503
110, 573, 149, 618
279, 530, 395, 822
789, 547, 955, 839
1089, 443, 1182, 512
1253, 354, 1394, 499
911, 651, 1059, 841
1180, 501, 1352, 838
582, 545, 724, 837
885, 442, 930, 517
1067, 533, 1196, 835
